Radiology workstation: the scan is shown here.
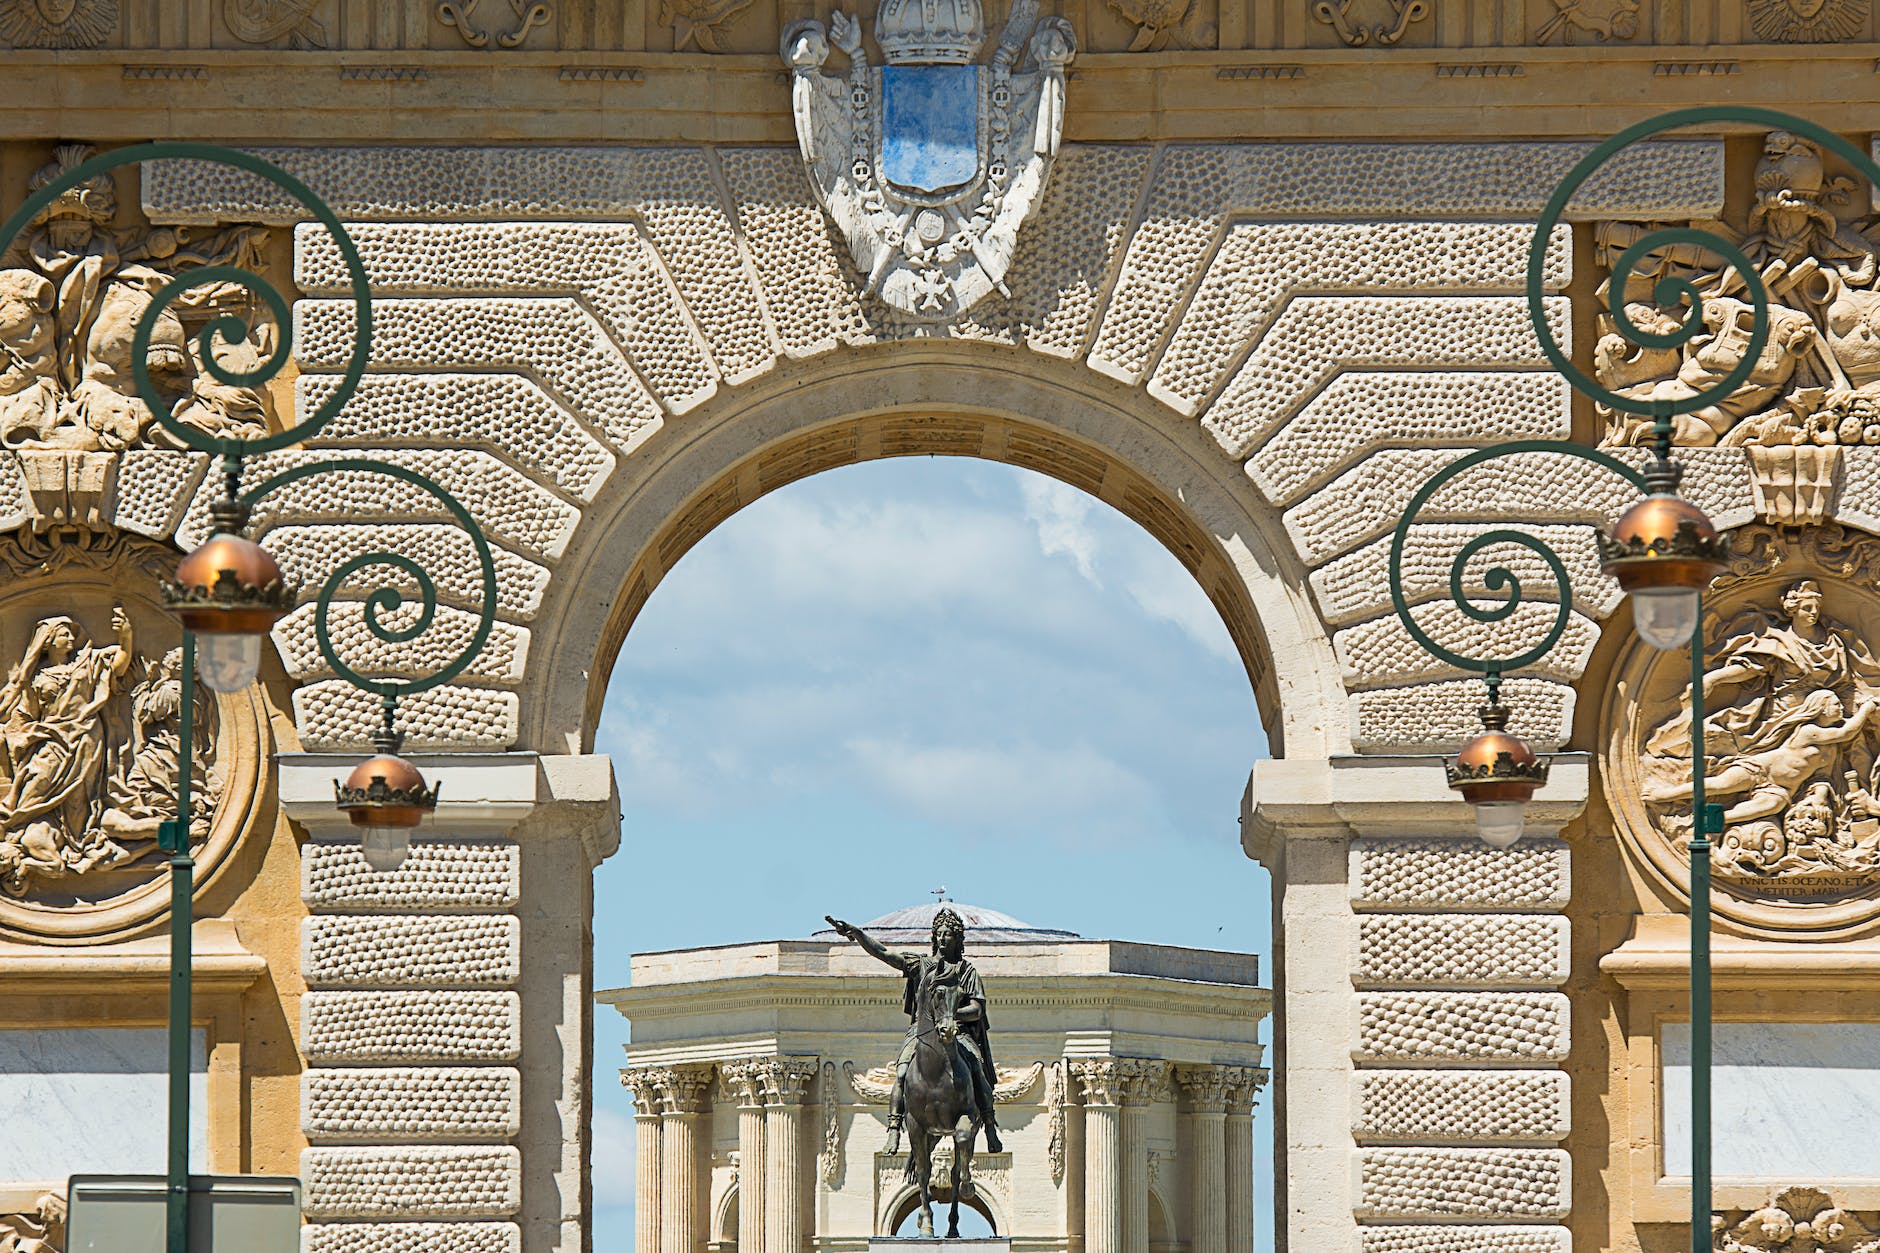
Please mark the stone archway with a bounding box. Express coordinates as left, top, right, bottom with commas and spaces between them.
0, 119, 1746, 1253
528, 348, 1342, 761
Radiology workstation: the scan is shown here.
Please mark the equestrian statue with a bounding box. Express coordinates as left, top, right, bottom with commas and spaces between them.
824, 908, 1002, 1236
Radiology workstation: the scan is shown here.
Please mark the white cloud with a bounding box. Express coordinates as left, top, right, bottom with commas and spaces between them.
591, 1107, 637, 1209
845, 735, 1161, 844
1019, 475, 1102, 585
1119, 553, 1239, 663
600, 459, 1263, 840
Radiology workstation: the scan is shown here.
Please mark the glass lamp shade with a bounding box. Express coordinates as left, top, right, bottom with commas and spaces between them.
360, 824, 412, 872
1473, 800, 1527, 848
196, 631, 263, 692
1631, 586, 1700, 651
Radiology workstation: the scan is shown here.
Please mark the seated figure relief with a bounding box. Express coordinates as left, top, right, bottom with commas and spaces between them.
1596, 130, 1880, 452
0, 143, 276, 453
1641, 579, 1880, 887
0, 608, 218, 897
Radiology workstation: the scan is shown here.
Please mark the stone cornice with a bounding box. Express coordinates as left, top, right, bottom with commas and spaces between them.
3, 47, 1878, 143
1602, 917, 1880, 991
600, 972, 1272, 1022
0, 921, 266, 1000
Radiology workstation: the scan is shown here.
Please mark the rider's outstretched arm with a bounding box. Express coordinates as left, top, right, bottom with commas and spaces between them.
826, 916, 915, 972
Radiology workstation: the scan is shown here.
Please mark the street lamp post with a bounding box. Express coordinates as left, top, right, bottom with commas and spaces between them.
1388, 106, 1880, 1253
0, 145, 495, 1253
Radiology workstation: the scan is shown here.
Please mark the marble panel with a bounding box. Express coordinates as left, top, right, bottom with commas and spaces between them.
1663, 1021, 1880, 1177
0, 1028, 206, 1180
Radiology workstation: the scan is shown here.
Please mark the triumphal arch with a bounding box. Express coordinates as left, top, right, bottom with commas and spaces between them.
4, 1, 1880, 1251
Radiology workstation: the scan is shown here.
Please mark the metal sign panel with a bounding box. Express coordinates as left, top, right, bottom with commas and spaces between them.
65, 1175, 301, 1253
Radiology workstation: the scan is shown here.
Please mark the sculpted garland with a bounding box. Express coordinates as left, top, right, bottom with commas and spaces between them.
1715, 1187, 1880, 1253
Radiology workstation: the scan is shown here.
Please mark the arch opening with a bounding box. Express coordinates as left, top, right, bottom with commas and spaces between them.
889, 1187, 998, 1237
587, 451, 1276, 1251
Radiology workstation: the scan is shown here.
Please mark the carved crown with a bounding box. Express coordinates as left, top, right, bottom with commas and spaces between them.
874, 0, 984, 63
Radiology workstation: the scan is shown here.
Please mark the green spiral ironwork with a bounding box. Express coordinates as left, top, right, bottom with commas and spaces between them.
1387, 439, 1646, 679
1525, 105, 1880, 422
241, 458, 500, 704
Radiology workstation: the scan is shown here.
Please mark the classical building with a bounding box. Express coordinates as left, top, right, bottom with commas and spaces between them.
598, 900, 1269, 1250
4, 3, 1880, 1253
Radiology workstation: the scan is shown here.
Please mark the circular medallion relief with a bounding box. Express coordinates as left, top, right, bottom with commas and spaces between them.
0, 531, 265, 944
1607, 524, 1880, 937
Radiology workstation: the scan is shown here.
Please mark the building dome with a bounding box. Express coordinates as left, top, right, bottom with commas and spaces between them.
812, 897, 1081, 944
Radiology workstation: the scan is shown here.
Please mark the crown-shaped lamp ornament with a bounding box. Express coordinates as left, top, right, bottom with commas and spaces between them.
874, 0, 985, 63
1597, 457, 1729, 651
1446, 686, 1550, 848
334, 707, 440, 872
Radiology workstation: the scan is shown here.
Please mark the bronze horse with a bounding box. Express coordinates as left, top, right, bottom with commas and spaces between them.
903, 978, 984, 1237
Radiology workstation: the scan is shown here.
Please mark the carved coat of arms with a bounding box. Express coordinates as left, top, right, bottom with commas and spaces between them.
782, 0, 1074, 322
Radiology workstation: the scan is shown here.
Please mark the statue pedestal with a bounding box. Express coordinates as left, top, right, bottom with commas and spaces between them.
871, 1240, 1010, 1251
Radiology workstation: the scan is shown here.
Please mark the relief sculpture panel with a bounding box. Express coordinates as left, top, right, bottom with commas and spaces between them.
0, 144, 277, 457
1608, 524, 1880, 935
0, 531, 264, 943
0, 1191, 64, 1253
1716, 1187, 1880, 1253
1594, 131, 1880, 523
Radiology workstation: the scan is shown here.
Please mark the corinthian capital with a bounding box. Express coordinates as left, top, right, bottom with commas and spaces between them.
621, 1066, 673, 1116
662, 1065, 716, 1113
1220, 1066, 1269, 1112
757, 1056, 822, 1104
1173, 1064, 1230, 1111
1071, 1057, 1169, 1105
718, 1059, 769, 1107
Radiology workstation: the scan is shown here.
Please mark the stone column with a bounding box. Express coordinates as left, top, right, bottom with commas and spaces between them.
1177, 1066, 1230, 1253
759, 1058, 820, 1253
659, 1067, 714, 1253
720, 1062, 768, 1253
1072, 1061, 1126, 1253
1118, 1061, 1166, 1253
623, 1070, 667, 1253
1222, 1068, 1267, 1253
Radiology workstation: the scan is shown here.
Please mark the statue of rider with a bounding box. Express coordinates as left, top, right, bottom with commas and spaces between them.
824, 907, 1003, 1154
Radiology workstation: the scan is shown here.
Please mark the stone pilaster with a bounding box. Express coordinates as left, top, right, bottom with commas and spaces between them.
624, 1069, 667, 1253
720, 1061, 769, 1253
1177, 1065, 1231, 1253
1222, 1067, 1267, 1253
759, 1057, 819, 1253
659, 1066, 714, 1253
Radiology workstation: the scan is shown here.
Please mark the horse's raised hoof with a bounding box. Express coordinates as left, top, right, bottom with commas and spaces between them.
885, 1127, 901, 1155
984, 1128, 1003, 1153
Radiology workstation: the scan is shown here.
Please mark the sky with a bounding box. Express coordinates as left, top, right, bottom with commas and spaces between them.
589, 455, 1274, 1249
